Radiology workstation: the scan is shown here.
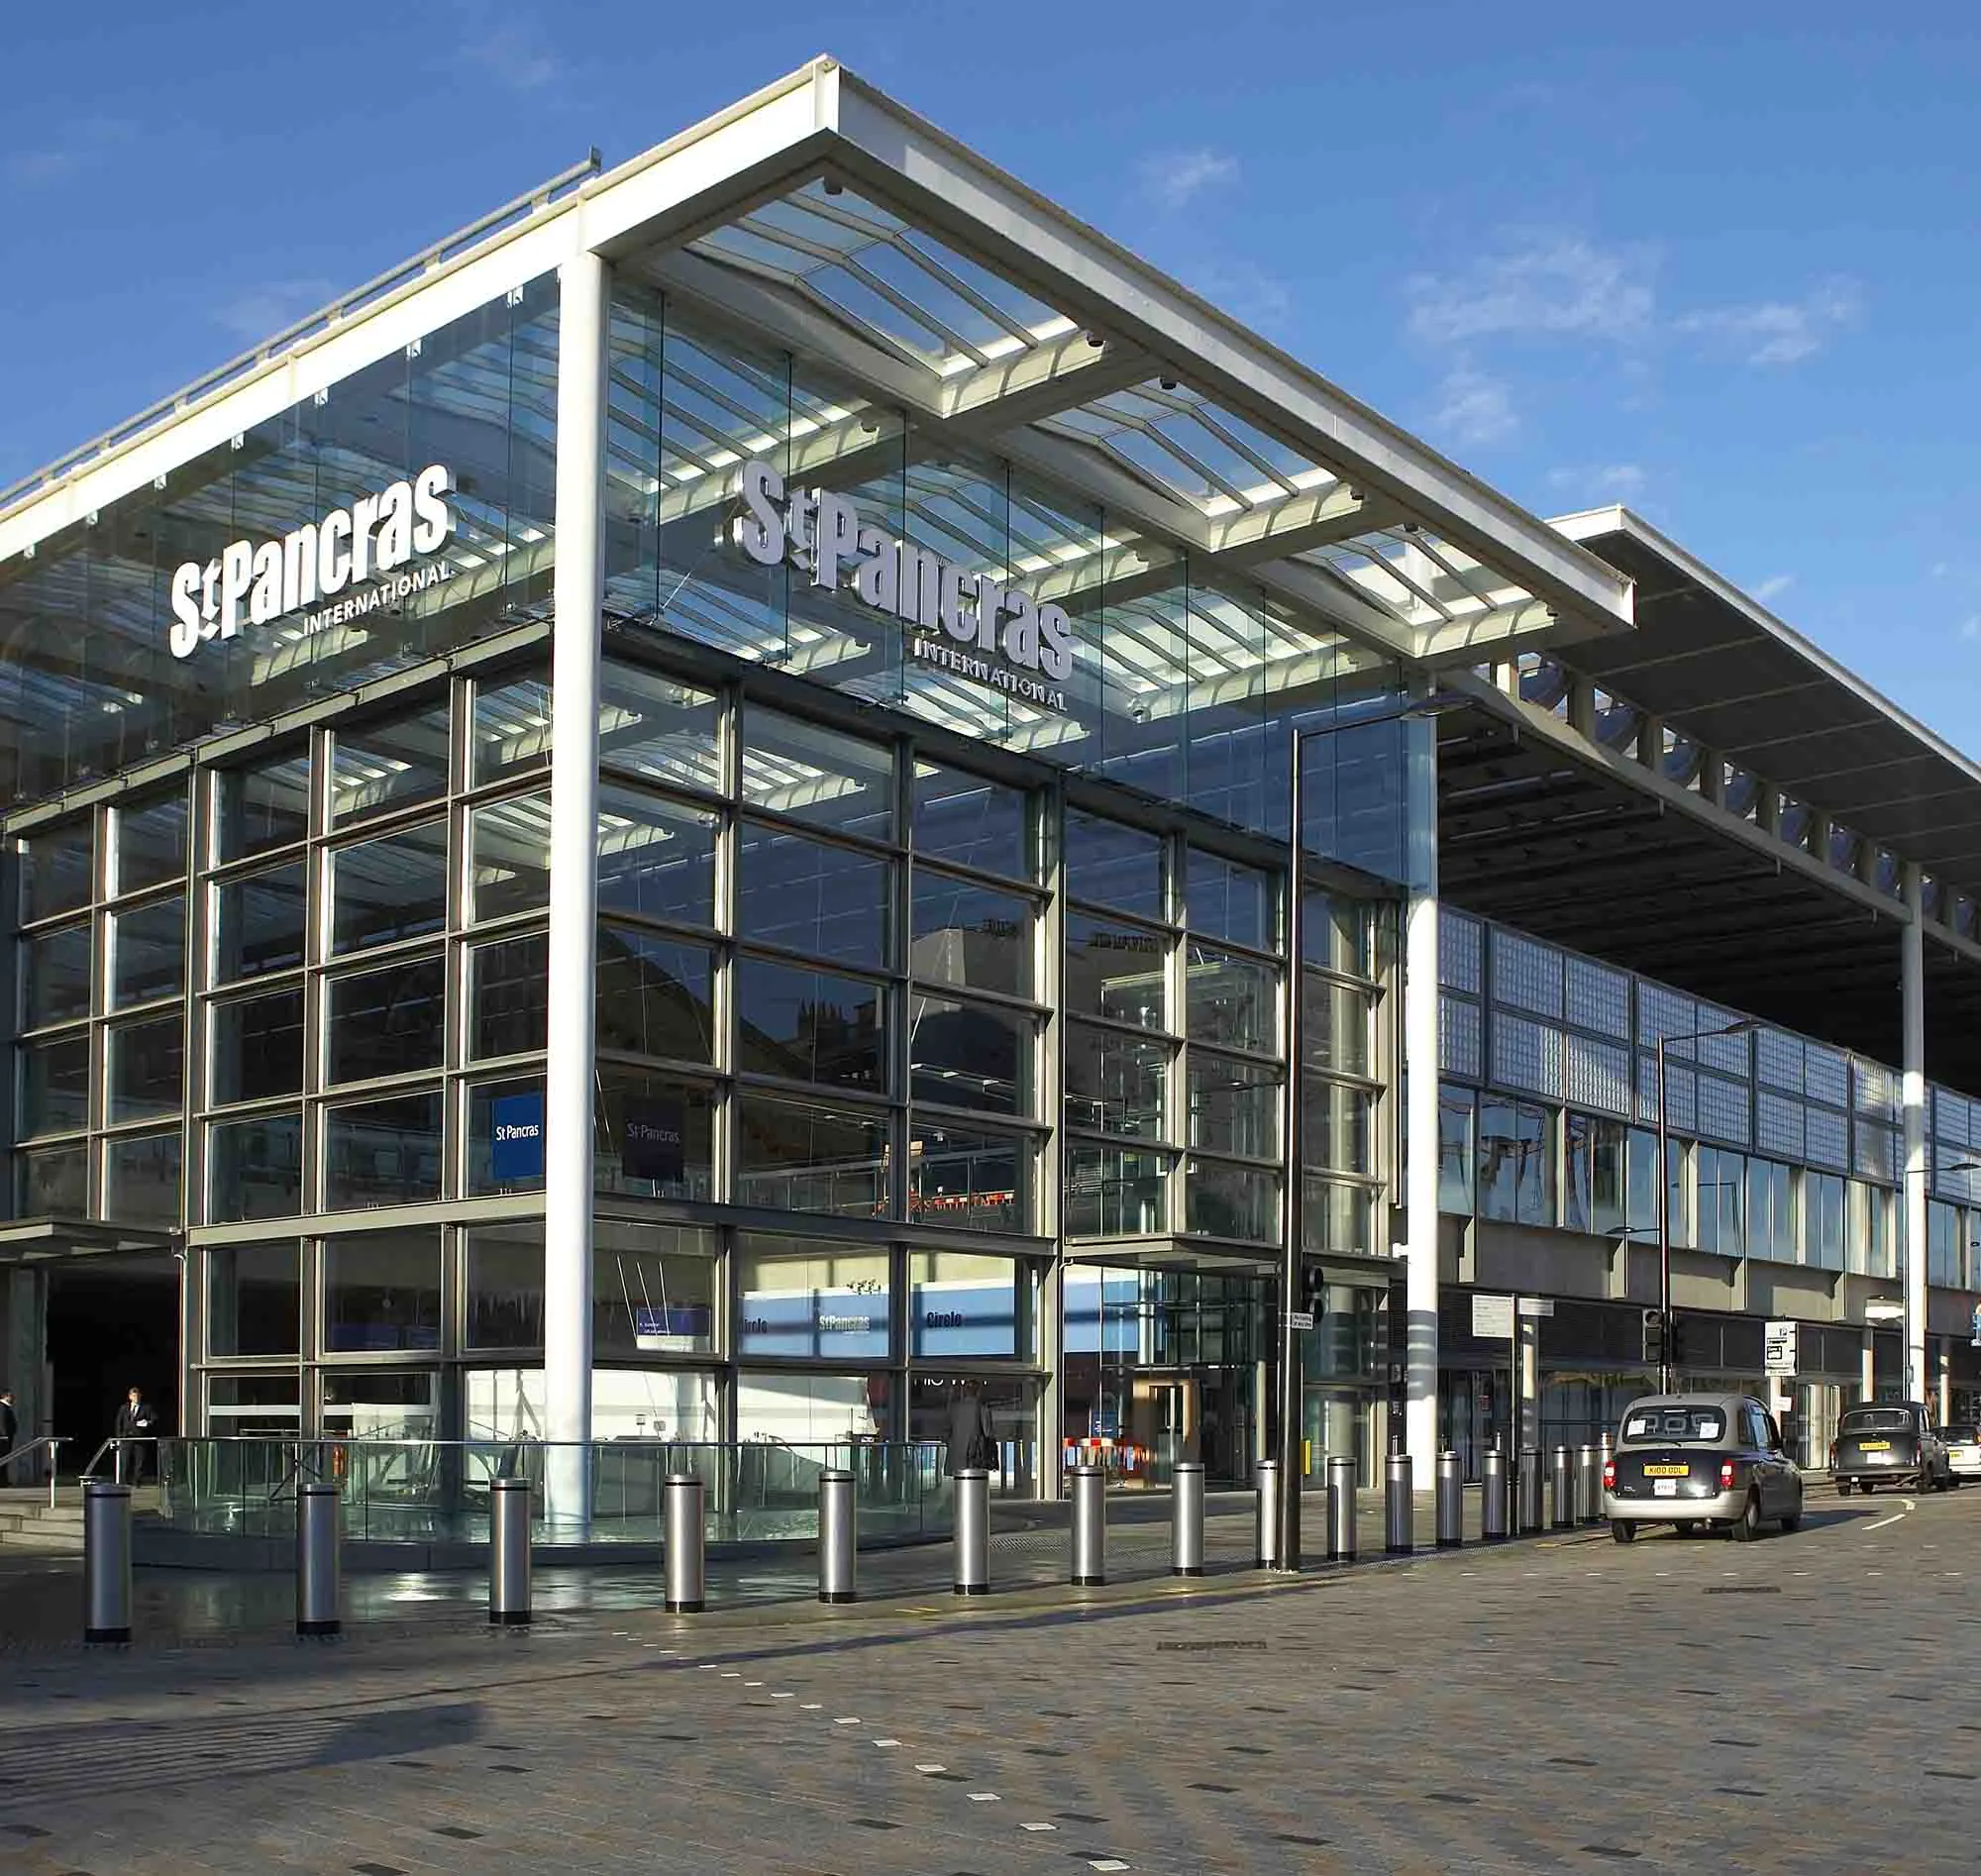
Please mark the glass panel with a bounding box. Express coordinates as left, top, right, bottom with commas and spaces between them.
739, 708, 892, 841
1066, 811, 1165, 918
208, 1110, 303, 1222
1188, 1054, 1279, 1158
1066, 912, 1168, 1031
596, 784, 718, 927
21, 820, 94, 922
115, 793, 189, 894
325, 955, 446, 1085
329, 704, 450, 826
910, 1251, 1030, 1358
738, 1235, 891, 1360
1303, 1078, 1375, 1177
737, 1370, 892, 1443
471, 671, 553, 787
103, 1130, 181, 1224
1809, 1172, 1846, 1271
469, 792, 552, 922
1187, 1158, 1278, 1240
1476, 1096, 1552, 1225
106, 1012, 184, 1122
207, 1371, 301, 1435
735, 1094, 888, 1217
1066, 1143, 1171, 1236
737, 822, 889, 968
466, 1075, 547, 1195
110, 894, 185, 1007
1066, 1023, 1170, 1139
1187, 850, 1275, 952
1302, 974, 1371, 1076
909, 870, 1033, 998
468, 930, 549, 1060
1303, 713, 1407, 886
206, 1241, 301, 1356
909, 1119, 1034, 1233
595, 925, 715, 1064
322, 1368, 438, 1439
465, 1221, 543, 1350
330, 821, 449, 955
736, 958, 886, 1092
1626, 1127, 1660, 1234
595, 1221, 717, 1357
909, 993, 1031, 1116
322, 1228, 443, 1352
1303, 892, 1377, 982
210, 987, 305, 1105
1696, 1146, 1745, 1256
1187, 942, 1277, 1054
322, 1092, 444, 1208
1439, 1086, 1475, 1214
599, 664, 721, 791
17, 1143, 86, 1215
1303, 1178, 1376, 1254
912, 761, 1030, 880
593, 1068, 716, 1199
594, 1366, 722, 1442
213, 862, 306, 983
22, 922, 91, 1028
216, 752, 311, 861
19, 1033, 89, 1136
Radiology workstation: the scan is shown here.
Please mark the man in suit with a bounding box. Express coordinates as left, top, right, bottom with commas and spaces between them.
115, 1387, 158, 1484
945, 1384, 996, 1477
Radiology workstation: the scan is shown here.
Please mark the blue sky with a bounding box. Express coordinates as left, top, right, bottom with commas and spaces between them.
6, 2, 1979, 745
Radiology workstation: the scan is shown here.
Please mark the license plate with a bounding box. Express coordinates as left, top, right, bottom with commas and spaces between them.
1861, 1440, 1891, 1451
1643, 1464, 1689, 1477
1653, 1479, 1678, 1498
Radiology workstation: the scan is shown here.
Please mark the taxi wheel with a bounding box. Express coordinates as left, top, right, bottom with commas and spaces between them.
1610, 1520, 1635, 1544
1729, 1492, 1763, 1542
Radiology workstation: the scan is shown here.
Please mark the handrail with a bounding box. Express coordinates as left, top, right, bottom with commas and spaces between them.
80, 1435, 166, 1484
0, 1437, 64, 1509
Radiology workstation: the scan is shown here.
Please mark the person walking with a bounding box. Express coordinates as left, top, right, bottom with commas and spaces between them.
114, 1386, 157, 1485
0, 1388, 17, 1478
945, 1383, 996, 1478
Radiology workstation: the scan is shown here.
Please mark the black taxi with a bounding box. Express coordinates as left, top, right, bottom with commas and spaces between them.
1829, 1401, 1952, 1495
1602, 1392, 1803, 1542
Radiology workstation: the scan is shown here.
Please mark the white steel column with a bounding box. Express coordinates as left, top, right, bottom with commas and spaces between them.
1404, 715, 1441, 1474
1903, 865, 1929, 1407
544, 248, 610, 1527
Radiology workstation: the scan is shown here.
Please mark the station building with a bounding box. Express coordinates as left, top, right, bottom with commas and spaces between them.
5, 57, 1981, 1496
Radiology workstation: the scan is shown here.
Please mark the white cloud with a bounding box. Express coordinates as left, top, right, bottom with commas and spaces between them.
1752, 573, 1795, 602
1430, 366, 1516, 448
5, 116, 135, 188
1961, 616, 1981, 643
1185, 260, 1291, 334
463, 17, 561, 91
1139, 147, 1239, 209
1406, 234, 1657, 349
1548, 463, 1646, 501
1675, 278, 1862, 366
214, 278, 339, 344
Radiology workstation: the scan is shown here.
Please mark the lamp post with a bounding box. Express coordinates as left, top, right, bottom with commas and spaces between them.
1652, 1018, 1760, 1394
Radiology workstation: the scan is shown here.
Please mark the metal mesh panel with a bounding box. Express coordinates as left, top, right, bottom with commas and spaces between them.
1491, 929, 1563, 1018
1806, 1104, 1849, 1171
1564, 1031, 1631, 1118
1756, 1093, 1806, 1162
1636, 982, 1697, 1052
1564, 955, 1629, 1039
1755, 1028, 1805, 1094
1854, 1119, 1897, 1183
1854, 1058, 1898, 1122
1638, 1054, 1695, 1132
1439, 993, 1481, 1081
1697, 1018, 1752, 1080
1439, 907, 1482, 993
1492, 1012, 1563, 1100
1805, 1044, 1849, 1109
1695, 1072, 1751, 1147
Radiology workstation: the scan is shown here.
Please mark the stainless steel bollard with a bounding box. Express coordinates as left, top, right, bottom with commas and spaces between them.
953, 1468, 990, 1596
488, 1477, 532, 1626
296, 1482, 342, 1637
1435, 1451, 1464, 1549
1385, 1450, 1413, 1555
1551, 1445, 1576, 1529
1171, 1460, 1205, 1577
83, 1480, 133, 1644
1518, 1447, 1544, 1533
1070, 1464, 1106, 1585
1577, 1443, 1603, 1526
818, 1469, 857, 1605
1325, 1454, 1357, 1562
1254, 1459, 1283, 1569
665, 1473, 705, 1614
1481, 1448, 1509, 1542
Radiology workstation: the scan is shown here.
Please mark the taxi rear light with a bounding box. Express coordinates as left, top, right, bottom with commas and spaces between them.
1602, 1460, 1616, 1491
1720, 1461, 1736, 1490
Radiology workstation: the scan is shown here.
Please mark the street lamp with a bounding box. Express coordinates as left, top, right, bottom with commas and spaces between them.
1652, 1018, 1761, 1393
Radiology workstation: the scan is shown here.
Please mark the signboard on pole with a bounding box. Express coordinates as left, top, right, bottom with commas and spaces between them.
1517, 1297, 1555, 1319
1764, 1319, 1799, 1377
1472, 1294, 1515, 1339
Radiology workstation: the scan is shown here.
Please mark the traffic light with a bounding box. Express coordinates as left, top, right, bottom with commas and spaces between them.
1642, 1308, 1666, 1367
1301, 1263, 1328, 1319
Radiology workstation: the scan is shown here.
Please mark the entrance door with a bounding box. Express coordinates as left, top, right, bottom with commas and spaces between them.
1127, 1375, 1199, 1488
47, 1253, 180, 1468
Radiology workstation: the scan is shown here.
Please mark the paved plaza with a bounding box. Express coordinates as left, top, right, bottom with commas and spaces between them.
1, 1482, 1978, 1873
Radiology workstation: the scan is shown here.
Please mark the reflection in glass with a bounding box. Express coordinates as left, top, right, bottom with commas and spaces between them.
17, 1144, 86, 1215
472, 671, 553, 787
21, 820, 94, 922
1186, 942, 1277, 1054
739, 707, 892, 840
1187, 1054, 1279, 1158
110, 894, 185, 1007
323, 1092, 444, 1208
1303, 892, 1377, 982
469, 931, 549, 1059
1438, 1085, 1475, 1214
1066, 811, 1165, 918
912, 762, 1030, 879
736, 1094, 888, 1217
206, 1241, 300, 1356
465, 1222, 544, 1349
909, 870, 1032, 998
207, 1371, 302, 1436
1066, 913, 1168, 1031
1066, 1143, 1171, 1236
910, 1251, 1031, 1358
1187, 850, 1275, 952
1476, 1095, 1552, 1225
329, 704, 450, 826
469, 792, 552, 921
107, 1012, 184, 1121
115, 793, 189, 895
326, 955, 446, 1085
593, 1067, 715, 1199
909, 993, 1030, 1115
216, 753, 311, 861
597, 784, 718, 927
103, 1130, 181, 1224
213, 863, 306, 982
20, 1033, 89, 1136
1302, 973, 1372, 1077
322, 1368, 438, 1439
599, 664, 721, 792
738, 1235, 890, 1360
1303, 1078, 1375, 1177
910, 1119, 1032, 1233
207, 1110, 304, 1221
1186, 1158, 1278, 1241
1065, 1023, 1170, 1138
210, 988, 305, 1104
330, 822, 449, 954
737, 822, 889, 968
595, 925, 714, 1064
595, 1221, 717, 1356
323, 1228, 443, 1352
737, 958, 886, 1091
22, 923, 91, 1028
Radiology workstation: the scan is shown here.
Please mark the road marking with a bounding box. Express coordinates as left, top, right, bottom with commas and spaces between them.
800, 1703, 823, 1711
771, 1693, 794, 1700
1090, 1862, 1130, 1872
835, 1717, 862, 1725
874, 1738, 901, 1747
969, 1792, 1000, 1802
915, 1763, 947, 1774
744, 1681, 764, 1688
1021, 1823, 1058, 1832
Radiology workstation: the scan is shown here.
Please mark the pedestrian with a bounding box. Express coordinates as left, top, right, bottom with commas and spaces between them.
0, 1388, 16, 1477
114, 1386, 157, 1485
945, 1383, 996, 1477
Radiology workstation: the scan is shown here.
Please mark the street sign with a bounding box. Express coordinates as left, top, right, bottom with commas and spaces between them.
1286, 1309, 1315, 1331
1517, 1297, 1555, 1318
1764, 1319, 1798, 1377
1472, 1294, 1515, 1339
1970, 1300, 1981, 1348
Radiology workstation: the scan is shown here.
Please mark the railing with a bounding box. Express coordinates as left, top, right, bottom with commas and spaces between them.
0, 1437, 64, 1508
149, 1438, 952, 1547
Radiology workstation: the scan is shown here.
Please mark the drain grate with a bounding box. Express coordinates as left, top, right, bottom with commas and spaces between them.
1702, 1586, 1780, 1596
1157, 1640, 1267, 1652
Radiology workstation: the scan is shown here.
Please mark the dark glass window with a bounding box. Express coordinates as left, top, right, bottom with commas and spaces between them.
596, 785, 718, 927
737, 958, 886, 1092
909, 994, 1031, 1116
330, 821, 449, 954
594, 1222, 717, 1357
1066, 811, 1165, 919
107, 1012, 184, 1122
1066, 913, 1168, 1031
469, 792, 551, 921
1066, 1143, 1170, 1236
1477, 1096, 1553, 1226
326, 956, 446, 1085
323, 1228, 442, 1352
206, 1241, 301, 1356
22, 922, 91, 1028
20, 1033, 89, 1136
465, 1222, 544, 1349
1439, 1085, 1475, 1214
103, 1130, 181, 1224
17, 1143, 86, 1215
110, 894, 184, 1007
1065, 1023, 1170, 1139
1187, 942, 1277, 1054
208, 1110, 304, 1222
1187, 1159, 1278, 1241
323, 1093, 444, 1208
468, 931, 549, 1060
1187, 1054, 1278, 1159
466, 1075, 548, 1195
739, 708, 892, 841
737, 823, 888, 968
210, 988, 305, 1104
471, 672, 552, 787
909, 1122, 1032, 1234
593, 1068, 715, 1199
598, 664, 720, 792
735, 1094, 887, 1218
1187, 851, 1275, 952
909, 871, 1033, 999
216, 753, 311, 861
21, 820, 94, 922
213, 863, 306, 983
595, 925, 715, 1064
1302, 714, 1408, 886
912, 762, 1029, 879
329, 705, 450, 827
115, 793, 189, 894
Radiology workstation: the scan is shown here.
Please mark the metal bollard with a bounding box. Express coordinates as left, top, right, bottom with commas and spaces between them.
488, 1477, 532, 1627
83, 1480, 133, 1645
1325, 1454, 1357, 1562
1551, 1445, 1576, 1529
1172, 1460, 1205, 1577
1517, 1447, 1544, 1533
1481, 1448, 1509, 1542
1255, 1459, 1283, 1569
818, 1469, 857, 1605
1385, 1450, 1413, 1555
1435, 1451, 1464, 1549
953, 1468, 990, 1596
296, 1482, 342, 1637
1577, 1443, 1603, 1526
664, 1473, 705, 1614
1071, 1464, 1106, 1586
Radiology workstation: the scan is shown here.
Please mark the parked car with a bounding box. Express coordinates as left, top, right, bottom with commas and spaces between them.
1830, 1401, 1951, 1495
1602, 1393, 1803, 1542
1945, 1422, 1981, 1481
